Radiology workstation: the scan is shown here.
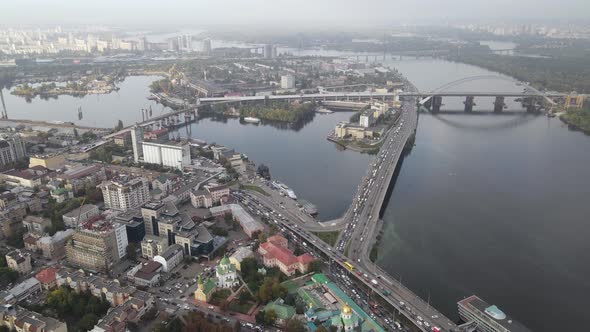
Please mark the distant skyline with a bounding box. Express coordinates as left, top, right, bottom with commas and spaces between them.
3, 0, 590, 27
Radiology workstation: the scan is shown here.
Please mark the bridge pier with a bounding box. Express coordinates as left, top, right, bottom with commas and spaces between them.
493, 96, 505, 113
432, 96, 442, 113
464, 96, 475, 112
522, 97, 538, 113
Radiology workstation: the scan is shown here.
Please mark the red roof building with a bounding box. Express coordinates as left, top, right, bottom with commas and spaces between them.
258, 235, 314, 276
35, 267, 57, 290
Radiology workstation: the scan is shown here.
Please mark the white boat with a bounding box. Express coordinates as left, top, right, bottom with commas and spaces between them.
243, 117, 261, 124
271, 180, 297, 200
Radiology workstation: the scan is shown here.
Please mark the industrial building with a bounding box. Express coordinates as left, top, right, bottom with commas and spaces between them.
142, 140, 191, 170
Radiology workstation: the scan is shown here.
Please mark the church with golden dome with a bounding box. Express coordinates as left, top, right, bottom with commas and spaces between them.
330, 303, 361, 331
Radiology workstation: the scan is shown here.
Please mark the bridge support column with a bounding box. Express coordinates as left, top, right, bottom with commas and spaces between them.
493, 96, 505, 113
522, 97, 538, 113
432, 96, 442, 113
464, 96, 475, 112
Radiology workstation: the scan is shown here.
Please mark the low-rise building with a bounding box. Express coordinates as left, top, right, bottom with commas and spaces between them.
194, 274, 217, 303
22, 215, 51, 235
35, 267, 58, 290
0, 305, 67, 332
258, 235, 314, 276
5, 250, 32, 274
28, 154, 66, 170
126, 261, 162, 287
153, 244, 184, 273
55, 164, 107, 194
62, 204, 100, 228
191, 184, 230, 209
140, 235, 169, 259
209, 204, 264, 238
37, 229, 74, 259
1, 166, 48, 188
229, 247, 253, 271
215, 255, 239, 289
458, 295, 532, 332
8, 277, 42, 302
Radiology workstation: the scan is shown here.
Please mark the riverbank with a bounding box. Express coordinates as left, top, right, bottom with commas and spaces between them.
559, 107, 590, 135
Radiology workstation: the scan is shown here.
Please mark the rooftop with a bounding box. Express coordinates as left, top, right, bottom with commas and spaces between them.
459, 295, 532, 332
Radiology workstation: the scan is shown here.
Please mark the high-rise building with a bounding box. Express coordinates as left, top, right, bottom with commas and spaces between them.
99, 176, 150, 211
280, 74, 295, 89
0, 134, 26, 167
264, 44, 273, 58
65, 216, 128, 272
130, 125, 143, 163
202, 38, 212, 55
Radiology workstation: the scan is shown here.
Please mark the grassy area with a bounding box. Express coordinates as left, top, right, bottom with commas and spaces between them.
311, 231, 340, 247
228, 301, 254, 314
210, 289, 232, 306
369, 244, 379, 262
344, 240, 351, 256
560, 106, 590, 134
240, 184, 270, 196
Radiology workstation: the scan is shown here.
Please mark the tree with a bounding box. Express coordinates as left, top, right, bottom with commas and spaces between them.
284, 318, 305, 332
78, 313, 99, 331
309, 260, 324, 273
264, 309, 277, 326
219, 299, 229, 312
315, 326, 329, 332
238, 290, 252, 304
255, 310, 266, 325
126, 243, 138, 261
0, 267, 19, 287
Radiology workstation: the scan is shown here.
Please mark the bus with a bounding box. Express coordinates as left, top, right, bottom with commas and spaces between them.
344, 261, 354, 271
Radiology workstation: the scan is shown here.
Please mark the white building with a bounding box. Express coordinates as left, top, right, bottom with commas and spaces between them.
142, 140, 191, 170
215, 255, 239, 289
153, 244, 184, 273
130, 125, 143, 163
280, 74, 295, 89
113, 222, 128, 260
359, 111, 374, 128
0, 134, 26, 167
99, 176, 150, 211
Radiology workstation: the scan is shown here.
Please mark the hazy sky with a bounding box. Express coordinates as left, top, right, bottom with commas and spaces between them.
3, 0, 590, 27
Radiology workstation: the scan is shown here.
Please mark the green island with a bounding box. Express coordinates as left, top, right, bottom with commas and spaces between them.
239, 100, 316, 123
12, 78, 119, 99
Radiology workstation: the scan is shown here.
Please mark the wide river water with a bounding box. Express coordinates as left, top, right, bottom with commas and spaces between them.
2, 55, 589, 331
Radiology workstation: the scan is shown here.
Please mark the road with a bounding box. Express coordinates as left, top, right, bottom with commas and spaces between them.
237, 85, 459, 331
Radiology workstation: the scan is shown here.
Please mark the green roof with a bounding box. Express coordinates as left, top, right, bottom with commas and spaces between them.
311, 273, 329, 284
264, 300, 296, 320
202, 278, 217, 294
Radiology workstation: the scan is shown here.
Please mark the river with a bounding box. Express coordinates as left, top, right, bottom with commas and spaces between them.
2, 51, 589, 331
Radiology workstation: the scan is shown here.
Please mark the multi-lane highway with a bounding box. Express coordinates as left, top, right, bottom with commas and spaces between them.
236, 87, 460, 331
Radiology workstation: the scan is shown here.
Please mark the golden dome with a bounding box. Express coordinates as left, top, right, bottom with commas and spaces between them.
342, 304, 352, 315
